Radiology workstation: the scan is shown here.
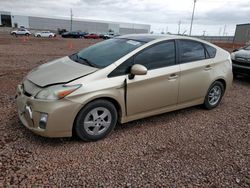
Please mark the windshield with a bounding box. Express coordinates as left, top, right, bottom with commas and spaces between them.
76, 38, 145, 68
244, 45, 250, 50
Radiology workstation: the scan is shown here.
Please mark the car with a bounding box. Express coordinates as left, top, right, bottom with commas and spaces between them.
231, 45, 250, 76
103, 33, 120, 39
61, 31, 87, 38
84, 33, 100, 39
11, 28, 31, 36
16, 34, 233, 141
34, 31, 56, 38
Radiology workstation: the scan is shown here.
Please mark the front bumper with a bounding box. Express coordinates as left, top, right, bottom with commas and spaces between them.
16, 85, 81, 138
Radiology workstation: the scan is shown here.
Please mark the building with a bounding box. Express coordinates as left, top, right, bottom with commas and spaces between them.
234, 23, 250, 44
0, 11, 150, 35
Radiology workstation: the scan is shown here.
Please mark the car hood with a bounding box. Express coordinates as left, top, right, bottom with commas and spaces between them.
235, 49, 250, 58
26, 56, 98, 87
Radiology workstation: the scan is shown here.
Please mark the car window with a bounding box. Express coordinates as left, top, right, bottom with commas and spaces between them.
77, 38, 145, 68
134, 41, 176, 70
108, 57, 134, 77
244, 45, 250, 50
178, 40, 206, 63
204, 44, 217, 58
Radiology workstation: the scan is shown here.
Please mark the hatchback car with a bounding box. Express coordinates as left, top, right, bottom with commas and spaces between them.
16, 34, 233, 141
231, 44, 250, 76
34, 31, 56, 38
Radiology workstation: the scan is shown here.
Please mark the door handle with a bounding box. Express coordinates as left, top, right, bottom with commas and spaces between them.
204, 65, 212, 71
168, 73, 178, 80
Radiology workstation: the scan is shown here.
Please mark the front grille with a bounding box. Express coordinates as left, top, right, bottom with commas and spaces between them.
233, 60, 250, 67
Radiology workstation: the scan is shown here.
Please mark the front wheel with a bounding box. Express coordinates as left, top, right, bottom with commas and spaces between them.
74, 100, 118, 141
203, 81, 225, 110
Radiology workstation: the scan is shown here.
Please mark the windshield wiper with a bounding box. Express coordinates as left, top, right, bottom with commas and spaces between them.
77, 55, 96, 67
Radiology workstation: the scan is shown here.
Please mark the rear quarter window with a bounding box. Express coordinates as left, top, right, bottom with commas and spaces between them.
204, 44, 217, 58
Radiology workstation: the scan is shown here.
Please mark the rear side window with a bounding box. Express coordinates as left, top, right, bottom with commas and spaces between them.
134, 41, 176, 70
178, 40, 206, 63
204, 44, 217, 58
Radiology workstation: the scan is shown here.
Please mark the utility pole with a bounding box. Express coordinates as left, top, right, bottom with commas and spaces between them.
189, 0, 197, 36
223, 24, 227, 36
70, 8, 73, 32
178, 20, 181, 35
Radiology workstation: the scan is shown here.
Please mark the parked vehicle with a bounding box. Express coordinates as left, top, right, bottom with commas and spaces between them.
231, 45, 250, 76
61, 31, 87, 38
11, 28, 31, 36
103, 33, 120, 39
84, 33, 100, 39
16, 34, 233, 141
34, 31, 56, 38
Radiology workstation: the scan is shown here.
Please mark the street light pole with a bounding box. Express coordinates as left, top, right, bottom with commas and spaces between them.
70, 9, 73, 32
189, 0, 197, 36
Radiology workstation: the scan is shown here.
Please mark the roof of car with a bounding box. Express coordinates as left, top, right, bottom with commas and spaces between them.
117, 34, 189, 42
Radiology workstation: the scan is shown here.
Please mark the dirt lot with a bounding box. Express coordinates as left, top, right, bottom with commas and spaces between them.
0, 33, 249, 187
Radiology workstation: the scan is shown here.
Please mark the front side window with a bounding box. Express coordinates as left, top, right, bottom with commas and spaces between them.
178, 40, 206, 63
134, 41, 176, 70
76, 39, 145, 68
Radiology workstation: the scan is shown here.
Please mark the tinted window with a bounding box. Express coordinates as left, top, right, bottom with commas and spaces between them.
204, 44, 217, 58
179, 40, 206, 63
134, 41, 176, 70
108, 57, 134, 77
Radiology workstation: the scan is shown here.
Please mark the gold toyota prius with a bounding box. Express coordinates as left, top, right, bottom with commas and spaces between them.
16, 34, 233, 141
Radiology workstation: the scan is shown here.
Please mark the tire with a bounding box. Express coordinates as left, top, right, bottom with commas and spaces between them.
37, 35, 41, 37
25, 33, 30, 36
49, 35, 52, 38
75, 100, 118, 141
203, 81, 225, 110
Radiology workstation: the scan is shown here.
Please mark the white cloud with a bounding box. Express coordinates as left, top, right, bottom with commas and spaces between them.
0, 0, 249, 35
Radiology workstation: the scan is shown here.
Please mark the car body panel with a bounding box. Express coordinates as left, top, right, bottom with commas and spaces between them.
126, 65, 180, 115
26, 56, 98, 87
16, 34, 233, 138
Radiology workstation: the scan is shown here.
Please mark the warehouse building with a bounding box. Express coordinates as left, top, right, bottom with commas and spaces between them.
0, 11, 150, 35
234, 23, 250, 44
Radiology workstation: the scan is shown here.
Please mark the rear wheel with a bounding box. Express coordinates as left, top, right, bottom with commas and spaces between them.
75, 100, 118, 141
37, 35, 41, 37
203, 81, 224, 110
25, 33, 30, 36
49, 35, 52, 38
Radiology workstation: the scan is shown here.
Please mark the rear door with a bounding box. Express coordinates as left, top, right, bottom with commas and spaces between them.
177, 39, 215, 104
126, 40, 180, 116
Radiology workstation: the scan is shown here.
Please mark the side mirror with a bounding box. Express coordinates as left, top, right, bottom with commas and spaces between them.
129, 64, 147, 79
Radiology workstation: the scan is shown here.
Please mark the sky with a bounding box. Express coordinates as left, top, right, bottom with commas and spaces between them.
1, 0, 250, 36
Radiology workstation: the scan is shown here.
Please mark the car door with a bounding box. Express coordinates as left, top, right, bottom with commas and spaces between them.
177, 39, 215, 104
17, 29, 24, 35
126, 40, 180, 116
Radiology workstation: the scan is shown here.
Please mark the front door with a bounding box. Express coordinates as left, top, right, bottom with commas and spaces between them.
126, 40, 180, 116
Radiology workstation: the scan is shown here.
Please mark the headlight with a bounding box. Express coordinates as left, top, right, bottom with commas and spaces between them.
231, 53, 235, 60
35, 84, 81, 100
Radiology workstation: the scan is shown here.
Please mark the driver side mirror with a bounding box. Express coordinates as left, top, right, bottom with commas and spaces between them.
129, 64, 147, 79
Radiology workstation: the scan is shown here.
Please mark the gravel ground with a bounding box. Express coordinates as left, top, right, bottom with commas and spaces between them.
0, 33, 249, 187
